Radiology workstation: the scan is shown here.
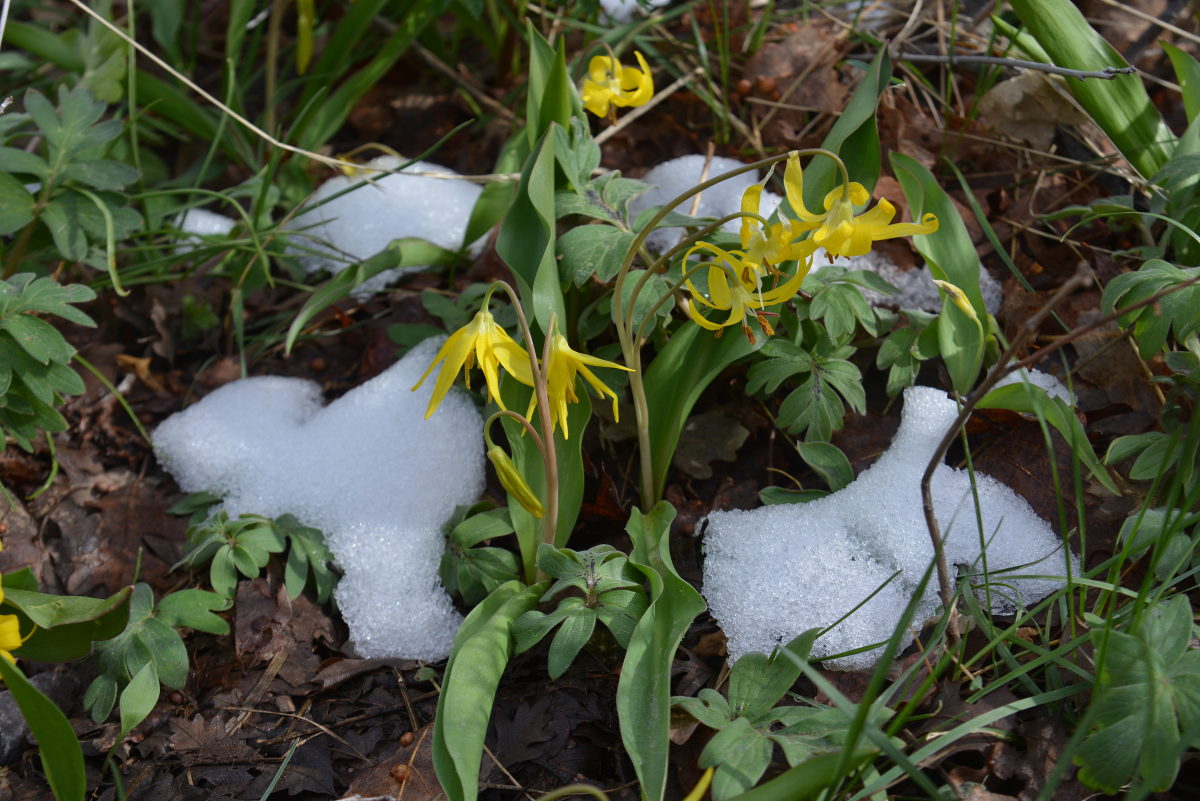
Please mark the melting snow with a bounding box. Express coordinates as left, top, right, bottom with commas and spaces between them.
153, 338, 483, 660
701, 385, 1078, 670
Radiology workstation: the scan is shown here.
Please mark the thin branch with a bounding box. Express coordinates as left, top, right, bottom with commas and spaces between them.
919, 262, 1200, 627
893, 52, 1137, 81
411, 40, 515, 122
920, 265, 1093, 637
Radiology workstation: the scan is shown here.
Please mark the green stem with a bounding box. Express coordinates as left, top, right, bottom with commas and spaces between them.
492, 281, 559, 570
612, 147, 847, 509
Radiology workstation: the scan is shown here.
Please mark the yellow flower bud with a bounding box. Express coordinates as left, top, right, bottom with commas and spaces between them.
487, 445, 544, 519
932, 279, 979, 323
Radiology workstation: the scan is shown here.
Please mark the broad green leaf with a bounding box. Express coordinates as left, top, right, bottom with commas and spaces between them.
1165, 42, 1200, 125
701, 717, 773, 800
0, 172, 36, 236
0, 658, 85, 801
432, 580, 548, 801
39, 198, 88, 261
155, 589, 231, 635
449, 508, 515, 549
2, 585, 131, 630
546, 605, 597, 679
117, 661, 160, 741
209, 547, 238, 597
463, 178, 517, 246
62, 159, 140, 190
559, 224, 635, 286
276, 514, 337, 604
1077, 596, 1200, 793
0, 314, 74, 366
618, 503, 707, 801
84, 673, 118, 724
728, 631, 819, 721
795, 441, 853, 492
141, 617, 189, 689
10, 275, 96, 327
0, 146, 49, 179
525, 23, 577, 149
499, 378, 589, 577
890, 152, 986, 393
6, 585, 130, 662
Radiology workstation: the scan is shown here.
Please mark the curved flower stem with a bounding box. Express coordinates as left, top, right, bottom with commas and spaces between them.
612, 148, 847, 509
491, 281, 559, 568
623, 211, 750, 336
484, 410, 546, 460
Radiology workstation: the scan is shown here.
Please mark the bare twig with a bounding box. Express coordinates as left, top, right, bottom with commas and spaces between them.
411, 41, 514, 122
920, 266, 1092, 637
921, 262, 1200, 632
893, 51, 1137, 81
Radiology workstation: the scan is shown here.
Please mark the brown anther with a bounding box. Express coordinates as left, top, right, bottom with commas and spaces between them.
742, 324, 756, 345
756, 312, 776, 338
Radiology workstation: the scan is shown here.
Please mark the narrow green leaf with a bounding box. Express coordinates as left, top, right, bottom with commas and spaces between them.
722, 748, 877, 801
0, 658, 85, 801
618, 503, 707, 801
432, 580, 547, 801
1006, 0, 1174, 179
496, 128, 565, 335
797, 49, 891, 212
643, 323, 762, 502
284, 238, 455, 354
0, 173, 36, 236
978, 382, 1118, 494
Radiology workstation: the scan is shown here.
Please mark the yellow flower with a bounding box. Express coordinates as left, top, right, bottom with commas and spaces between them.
737, 182, 814, 286
581, 52, 654, 118
412, 307, 533, 418
0, 614, 21, 664
684, 241, 811, 343
783, 154, 939, 259
0, 573, 24, 664
527, 334, 631, 439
